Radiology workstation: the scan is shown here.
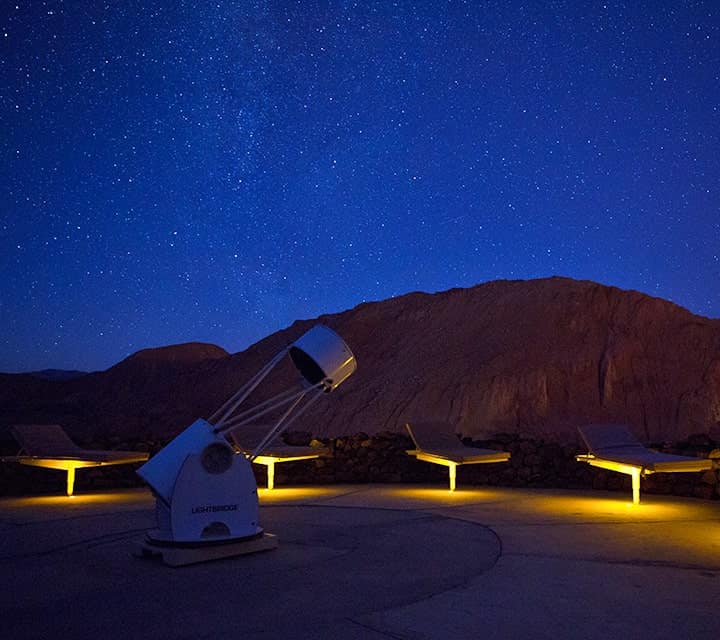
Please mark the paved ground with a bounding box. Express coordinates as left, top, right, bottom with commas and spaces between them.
1, 484, 718, 639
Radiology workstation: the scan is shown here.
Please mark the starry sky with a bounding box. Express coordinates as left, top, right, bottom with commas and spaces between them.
1, 1, 719, 373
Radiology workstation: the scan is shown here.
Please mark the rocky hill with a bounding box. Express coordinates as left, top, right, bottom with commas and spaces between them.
1, 278, 719, 445
26, 369, 88, 381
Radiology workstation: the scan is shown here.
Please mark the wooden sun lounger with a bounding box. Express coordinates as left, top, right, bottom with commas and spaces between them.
576, 423, 713, 504
1, 424, 149, 496
228, 424, 328, 489
405, 421, 510, 491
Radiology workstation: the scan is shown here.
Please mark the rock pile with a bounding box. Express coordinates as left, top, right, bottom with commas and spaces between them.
270, 431, 720, 500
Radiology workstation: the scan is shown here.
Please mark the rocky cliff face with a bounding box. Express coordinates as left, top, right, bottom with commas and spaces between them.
306, 277, 720, 443
1, 278, 719, 445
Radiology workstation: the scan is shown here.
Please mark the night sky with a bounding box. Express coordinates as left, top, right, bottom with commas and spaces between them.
2, 1, 719, 373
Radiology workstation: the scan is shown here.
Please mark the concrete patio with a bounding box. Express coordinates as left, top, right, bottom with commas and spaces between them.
1, 485, 718, 639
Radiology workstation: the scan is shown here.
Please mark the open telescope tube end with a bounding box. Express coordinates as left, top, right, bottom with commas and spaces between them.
289, 325, 356, 392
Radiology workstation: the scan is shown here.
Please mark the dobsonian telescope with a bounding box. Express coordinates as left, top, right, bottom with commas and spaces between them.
136, 324, 356, 565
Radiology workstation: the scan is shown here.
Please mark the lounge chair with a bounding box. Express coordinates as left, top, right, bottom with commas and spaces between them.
576, 423, 713, 504
405, 421, 510, 491
227, 424, 328, 489
1, 424, 149, 496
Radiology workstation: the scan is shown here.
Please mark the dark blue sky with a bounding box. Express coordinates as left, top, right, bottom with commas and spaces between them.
2, 1, 719, 372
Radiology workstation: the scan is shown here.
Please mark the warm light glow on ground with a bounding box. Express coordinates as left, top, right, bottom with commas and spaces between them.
375, 486, 503, 503
256, 486, 345, 503
388, 486, 711, 522
255, 485, 507, 506
510, 493, 684, 522
3, 484, 718, 543
253, 484, 717, 519
255, 485, 720, 535
1, 488, 154, 510
2, 484, 717, 568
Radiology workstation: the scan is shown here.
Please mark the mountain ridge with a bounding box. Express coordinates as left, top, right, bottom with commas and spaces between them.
1, 277, 718, 444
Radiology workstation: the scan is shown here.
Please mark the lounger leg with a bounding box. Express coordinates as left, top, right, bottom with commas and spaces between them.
66, 467, 76, 497
267, 461, 275, 490
448, 463, 456, 492
631, 468, 640, 505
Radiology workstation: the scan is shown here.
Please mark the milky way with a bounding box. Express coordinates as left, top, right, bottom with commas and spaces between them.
2, 1, 719, 371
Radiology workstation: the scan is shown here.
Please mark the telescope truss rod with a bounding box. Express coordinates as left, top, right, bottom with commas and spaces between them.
271, 384, 325, 434
215, 385, 314, 435
216, 387, 303, 432
210, 349, 287, 429
247, 384, 326, 463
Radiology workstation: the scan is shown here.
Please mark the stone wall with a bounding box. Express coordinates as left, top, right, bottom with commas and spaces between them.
269, 431, 720, 500
1, 432, 718, 500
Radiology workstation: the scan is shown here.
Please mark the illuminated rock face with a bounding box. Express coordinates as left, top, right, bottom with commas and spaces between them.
1, 277, 719, 445
311, 276, 720, 444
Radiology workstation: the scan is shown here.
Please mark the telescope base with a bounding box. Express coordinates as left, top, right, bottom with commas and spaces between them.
136, 531, 278, 567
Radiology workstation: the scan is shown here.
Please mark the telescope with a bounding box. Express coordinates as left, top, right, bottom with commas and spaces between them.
136, 324, 356, 565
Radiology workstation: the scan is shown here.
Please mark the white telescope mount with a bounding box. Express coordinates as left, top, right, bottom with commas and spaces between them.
136, 324, 356, 566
